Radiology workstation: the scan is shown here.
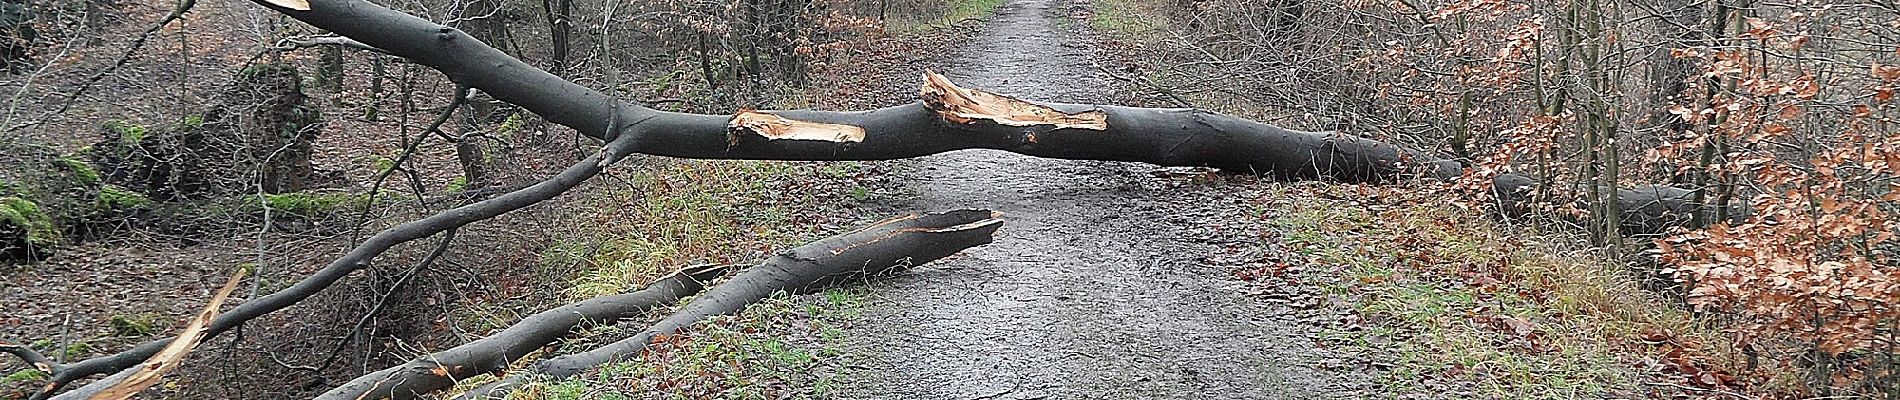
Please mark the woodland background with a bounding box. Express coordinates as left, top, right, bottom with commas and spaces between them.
0, 0, 1895, 397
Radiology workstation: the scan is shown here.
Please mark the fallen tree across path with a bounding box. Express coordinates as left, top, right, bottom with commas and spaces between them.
245, 0, 1735, 230
1, 0, 1749, 396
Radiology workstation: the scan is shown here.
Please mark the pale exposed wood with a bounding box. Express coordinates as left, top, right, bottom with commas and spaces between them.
920, 70, 1109, 130
89, 267, 249, 400
730, 110, 867, 142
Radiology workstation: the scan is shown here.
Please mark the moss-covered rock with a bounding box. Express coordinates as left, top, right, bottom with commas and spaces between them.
1, 197, 55, 241
91, 184, 150, 218
55, 156, 99, 185
89, 64, 322, 200
0, 195, 56, 258
247, 191, 367, 219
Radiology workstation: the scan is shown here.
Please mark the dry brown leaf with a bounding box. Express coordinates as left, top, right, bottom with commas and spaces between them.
1499, 316, 1536, 339
91, 267, 249, 400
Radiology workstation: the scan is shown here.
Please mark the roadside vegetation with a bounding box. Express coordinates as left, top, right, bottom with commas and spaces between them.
1090, 0, 1899, 397
1253, 183, 1731, 398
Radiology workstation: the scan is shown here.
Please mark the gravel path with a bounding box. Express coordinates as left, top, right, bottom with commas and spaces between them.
832, 0, 1364, 398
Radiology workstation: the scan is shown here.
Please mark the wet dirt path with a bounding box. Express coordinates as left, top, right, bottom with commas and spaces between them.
832, 0, 1360, 398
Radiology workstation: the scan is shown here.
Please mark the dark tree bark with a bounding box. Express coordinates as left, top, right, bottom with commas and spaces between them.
455, 209, 1004, 399
246, 0, 1759, 233
316, 264, 737, 400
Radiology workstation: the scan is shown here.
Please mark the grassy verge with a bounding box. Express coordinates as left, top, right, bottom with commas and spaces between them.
1254, 183, 1732, 399
1087, 0, 1166, 40
430, 158, 883, 398
500, 287, 869, 400
884, 0, 1005, 34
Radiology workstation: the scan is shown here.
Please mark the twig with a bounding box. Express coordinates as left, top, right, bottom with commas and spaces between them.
36, 0, 199, 120
1641, 381, 1752, 400
309, 228, 458, 373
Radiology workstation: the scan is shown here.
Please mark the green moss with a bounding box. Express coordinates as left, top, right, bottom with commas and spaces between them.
0, 196, 57, 247
59, 342, 89, 359
256, 191, 365, 217
179, 114, 204, 129
92, 185, 150, 216
54, 156, 99, 185
1, 369, 44, 385
446, 176, 467, 193
108, 313, 159, 336
103, 120, 148, 146
496, 112, 525, 137
370, 156, 395, 174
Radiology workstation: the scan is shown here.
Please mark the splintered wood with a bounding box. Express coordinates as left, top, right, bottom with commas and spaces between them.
918, 70, 1108, 130
92, 267, 250, 400
728, 110, 867, 143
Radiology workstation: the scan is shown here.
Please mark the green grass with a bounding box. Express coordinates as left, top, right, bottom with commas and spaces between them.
558, 160, 817, 301
1090, 0, 1167, 40
447, 159, 879, 398
503, 287, 871, 400
1262, 183, 1727, 399
886, 0, 1007, 34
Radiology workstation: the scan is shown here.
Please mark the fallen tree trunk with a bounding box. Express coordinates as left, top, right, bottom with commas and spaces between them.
248, 0, 1734, 232
314, 264, 737, 400
250, 0, 1458, 182
1490, 174, 1747, 236
454, 209, 1004, 399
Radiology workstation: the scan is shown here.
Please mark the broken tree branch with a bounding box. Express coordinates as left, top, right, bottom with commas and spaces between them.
85, 266, 250, 400
455, 210, 1005, 399
315, 264, 738, 400
0, 342, 55, 377
22, 133, 641, 399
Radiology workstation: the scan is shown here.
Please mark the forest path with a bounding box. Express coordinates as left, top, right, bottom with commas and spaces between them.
830, 0, 1356, 398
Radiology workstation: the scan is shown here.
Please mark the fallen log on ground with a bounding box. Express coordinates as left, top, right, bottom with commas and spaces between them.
248, 0, 1733, 233
1490, 174, 1747, 236
315, 264, 738, 400
453, 209, 1004, 399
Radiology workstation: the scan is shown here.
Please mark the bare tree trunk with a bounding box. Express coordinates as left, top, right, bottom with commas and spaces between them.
538, 0, 570, 73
